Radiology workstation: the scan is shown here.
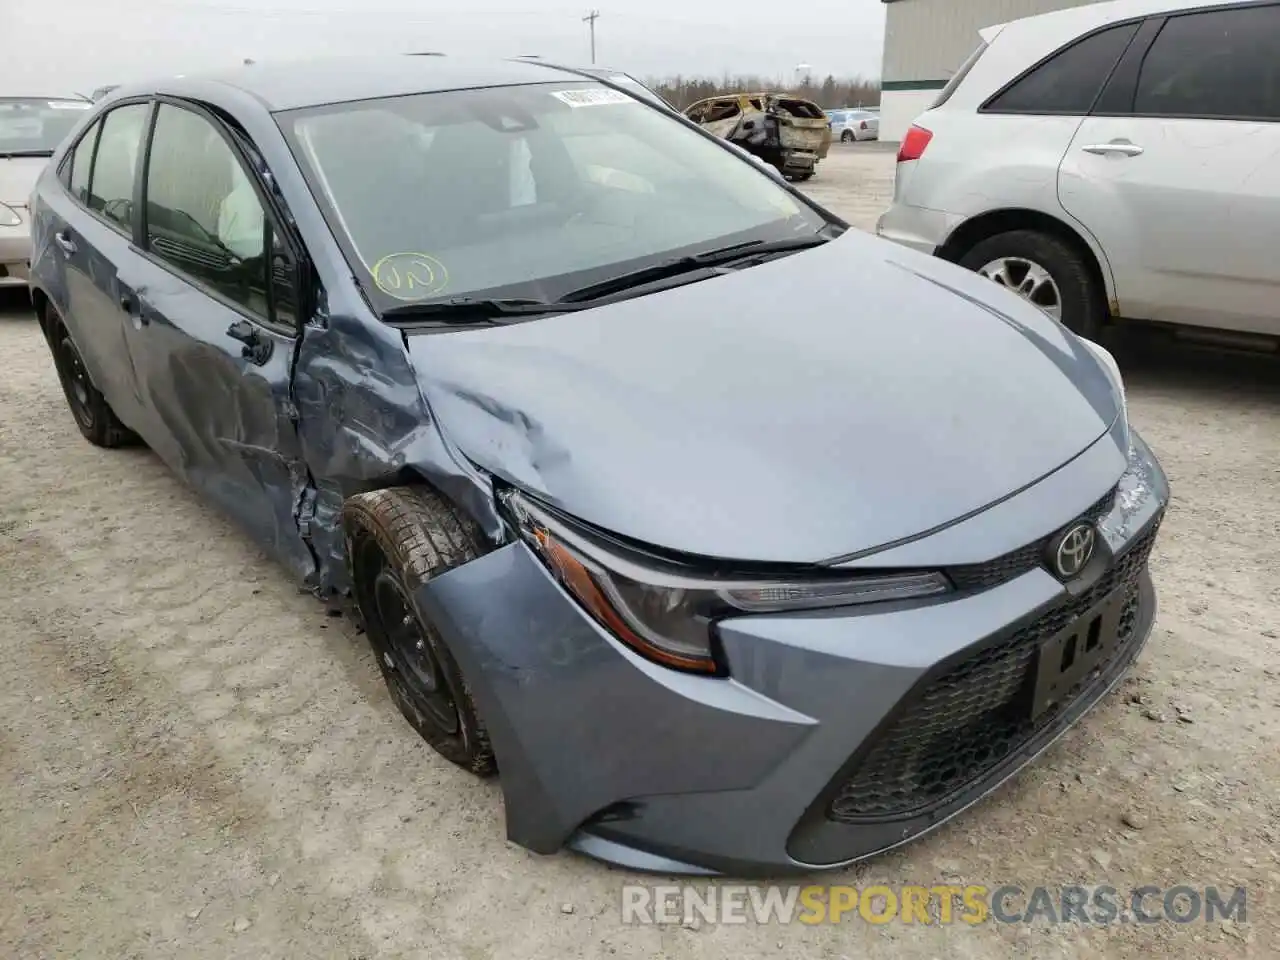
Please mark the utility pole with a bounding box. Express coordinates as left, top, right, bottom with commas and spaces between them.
583, 10, 600, 64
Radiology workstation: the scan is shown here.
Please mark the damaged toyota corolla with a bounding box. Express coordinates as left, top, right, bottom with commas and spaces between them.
27, 55, 1168, 876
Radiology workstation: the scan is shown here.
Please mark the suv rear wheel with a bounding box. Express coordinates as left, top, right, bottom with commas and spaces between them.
958, 230, 1104, 339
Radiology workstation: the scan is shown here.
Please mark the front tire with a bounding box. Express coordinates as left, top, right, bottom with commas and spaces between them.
343, 487, 496, 776
957, 229, 1105, 339
44, 308, 139, 448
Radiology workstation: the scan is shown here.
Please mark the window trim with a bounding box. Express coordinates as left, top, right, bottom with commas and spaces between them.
1123, 2, 1280, 124
1089, 16, 1168, 117
136, 95, 306, 338
57, 97, 153, 240
978, 19, 1144, 117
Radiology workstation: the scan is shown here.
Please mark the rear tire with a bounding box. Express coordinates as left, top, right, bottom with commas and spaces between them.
840, 130, 855, 142
343, 486, 496, 776
958, 229, 1105, 339
44, 307, 139, 448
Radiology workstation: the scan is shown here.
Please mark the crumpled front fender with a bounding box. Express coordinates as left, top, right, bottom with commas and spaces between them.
411, 541, 816, 855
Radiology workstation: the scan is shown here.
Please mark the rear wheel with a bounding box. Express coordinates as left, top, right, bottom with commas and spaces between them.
958, 229, 1105, 339
840, 129, 855, 142
343, 486, 496, 776
44, 308, 139, 447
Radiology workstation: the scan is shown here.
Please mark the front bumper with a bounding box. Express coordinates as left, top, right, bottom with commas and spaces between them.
415, 428, 1168, 876
0, 225, 32, 286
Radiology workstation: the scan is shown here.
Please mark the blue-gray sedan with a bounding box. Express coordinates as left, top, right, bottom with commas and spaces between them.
26, 55, 1168, 877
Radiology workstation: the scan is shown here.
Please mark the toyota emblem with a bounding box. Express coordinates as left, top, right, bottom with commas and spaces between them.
1053, 522, 1096, 579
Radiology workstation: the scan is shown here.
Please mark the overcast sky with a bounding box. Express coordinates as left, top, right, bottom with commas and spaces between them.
10, 0, 885, 94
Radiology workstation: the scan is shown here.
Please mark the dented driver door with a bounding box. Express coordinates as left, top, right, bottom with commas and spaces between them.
120, 100, 316, 582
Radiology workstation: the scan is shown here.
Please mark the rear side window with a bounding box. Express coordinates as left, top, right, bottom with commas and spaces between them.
1134, 5, 1280, 120
933, 40, 988, 109
68, 120, 100, 204
983, 22, 1140, 114
88, 103, 150, 232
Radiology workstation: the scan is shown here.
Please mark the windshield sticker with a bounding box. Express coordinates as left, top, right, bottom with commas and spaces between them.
48, 101, 91, 110
551, 88, 635, 108
372, 252, 449, 300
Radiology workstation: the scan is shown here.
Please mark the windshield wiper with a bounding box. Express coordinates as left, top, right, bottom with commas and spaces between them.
557, 232, 834, 304
0, 149, 54, 159
379, 296, 585, 324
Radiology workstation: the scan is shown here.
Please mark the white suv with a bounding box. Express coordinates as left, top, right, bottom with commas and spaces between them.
876, 0, 1280, 347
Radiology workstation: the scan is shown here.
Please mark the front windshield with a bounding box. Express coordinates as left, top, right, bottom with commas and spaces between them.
280, 81, 828, 308
0, 98, 91, 155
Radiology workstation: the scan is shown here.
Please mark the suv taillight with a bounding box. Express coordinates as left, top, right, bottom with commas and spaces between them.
897, 125, 933, 163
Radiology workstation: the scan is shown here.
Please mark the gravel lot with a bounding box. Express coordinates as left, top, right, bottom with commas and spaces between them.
3, 142, 1277, 959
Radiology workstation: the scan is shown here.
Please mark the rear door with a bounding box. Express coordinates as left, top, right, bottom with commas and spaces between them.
39, 100, 154, 432
122, 98, 316, 579
897, 21, 1139, 225
1059, 3, 1280, 334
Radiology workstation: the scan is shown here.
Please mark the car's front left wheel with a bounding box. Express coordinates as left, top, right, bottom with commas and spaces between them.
43, 307, 139, 448
343, 486, 497, 776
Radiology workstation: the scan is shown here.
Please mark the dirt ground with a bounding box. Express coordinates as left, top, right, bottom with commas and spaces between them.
2, 143, 1277, 959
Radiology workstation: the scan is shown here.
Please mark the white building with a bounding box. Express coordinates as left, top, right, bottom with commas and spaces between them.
879, 0, 1109, 141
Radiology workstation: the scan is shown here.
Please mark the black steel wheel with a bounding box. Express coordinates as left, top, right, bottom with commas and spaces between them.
44, 308, 139, 447
343, 486, 496, 775
53, 330, 96, 433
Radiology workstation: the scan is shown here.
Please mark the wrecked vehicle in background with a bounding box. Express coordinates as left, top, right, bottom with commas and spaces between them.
683, 93, 831, 180
28, 55, 1169, 877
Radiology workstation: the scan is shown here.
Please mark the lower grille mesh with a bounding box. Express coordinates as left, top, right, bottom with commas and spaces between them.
826, 515, 1161, 824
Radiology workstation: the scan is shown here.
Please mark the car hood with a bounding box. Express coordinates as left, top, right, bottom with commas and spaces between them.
406, 229, 1122, 564
0, 155, 48, 206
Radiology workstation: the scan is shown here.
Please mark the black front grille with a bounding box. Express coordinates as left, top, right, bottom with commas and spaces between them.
946, 485, 1118, 591
826, 512, 1160, 824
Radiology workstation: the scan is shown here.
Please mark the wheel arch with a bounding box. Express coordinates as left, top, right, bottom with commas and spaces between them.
29, 284, 52, 338
935, 208, 1116, 318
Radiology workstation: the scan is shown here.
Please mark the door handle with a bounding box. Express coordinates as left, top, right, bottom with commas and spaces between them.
227, 320, 273, 365
1082, 142, 1144, 157
54, 231, 77, 255
118, 285, 148, 325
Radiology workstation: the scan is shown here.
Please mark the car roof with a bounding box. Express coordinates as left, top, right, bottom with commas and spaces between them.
2, 93, 89, 103
107, 55, 590, 112
990, 0, 1247, 38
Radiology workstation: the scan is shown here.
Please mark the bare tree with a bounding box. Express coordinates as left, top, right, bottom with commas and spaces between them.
649, 74, 880, 110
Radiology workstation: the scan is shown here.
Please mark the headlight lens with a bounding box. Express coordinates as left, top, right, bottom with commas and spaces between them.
0, 202, 21, 227
504, 490, 950, 674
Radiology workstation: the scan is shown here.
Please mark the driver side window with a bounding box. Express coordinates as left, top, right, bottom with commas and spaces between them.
144, 104, 270, 318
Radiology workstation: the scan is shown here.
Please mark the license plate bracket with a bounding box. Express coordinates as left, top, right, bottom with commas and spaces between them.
1029, 588, 1127, 721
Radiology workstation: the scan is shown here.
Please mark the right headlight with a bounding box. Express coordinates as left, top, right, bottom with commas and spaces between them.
0, 202, 22, 227
503, 489, 951, 674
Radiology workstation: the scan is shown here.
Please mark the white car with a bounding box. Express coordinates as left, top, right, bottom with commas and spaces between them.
1, 95, 93, 287
876, 0, 1280, 346
830, 109, 880, 142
